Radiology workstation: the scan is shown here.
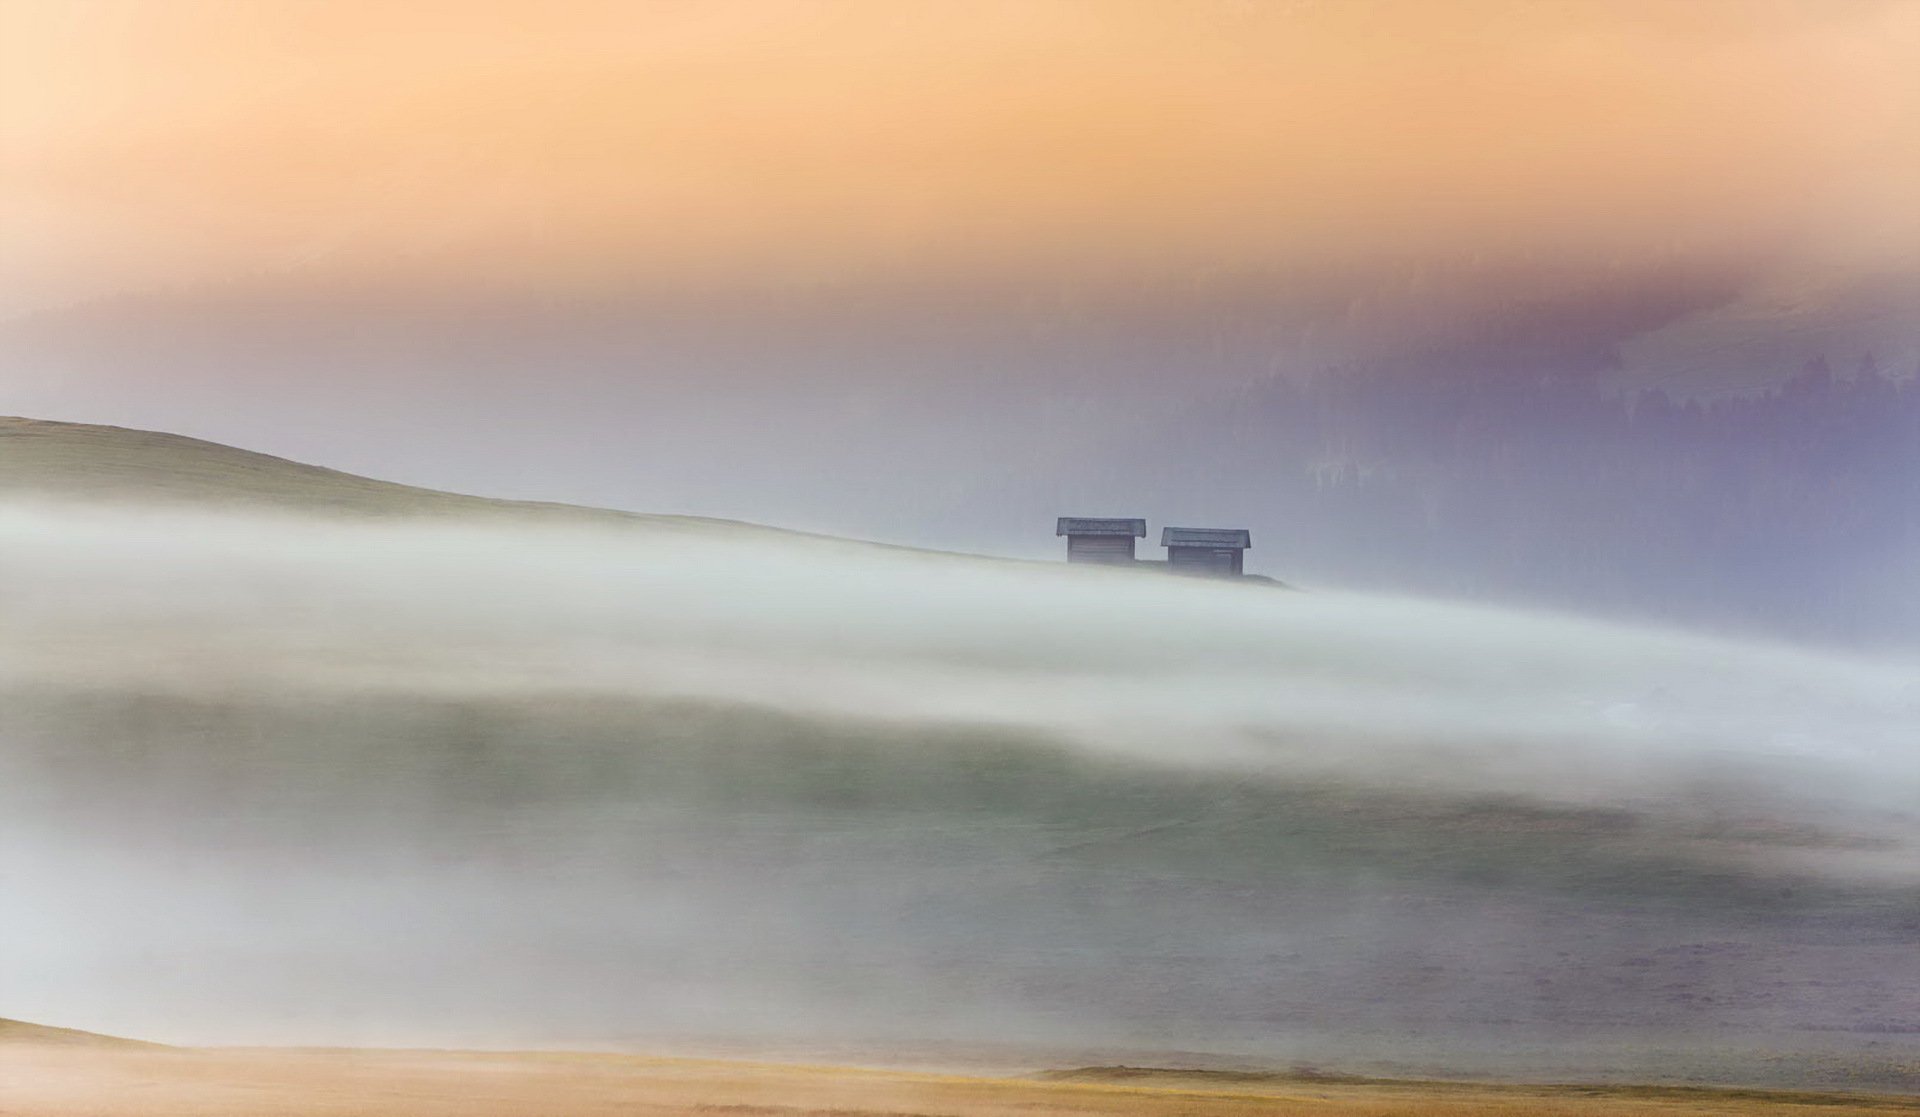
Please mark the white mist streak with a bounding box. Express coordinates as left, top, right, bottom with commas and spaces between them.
4, 505, 1916, 828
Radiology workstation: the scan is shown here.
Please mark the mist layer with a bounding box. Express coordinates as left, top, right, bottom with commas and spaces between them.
4, 505, 1919, 1082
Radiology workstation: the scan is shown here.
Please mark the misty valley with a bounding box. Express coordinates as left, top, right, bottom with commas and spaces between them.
4, 420, 1920, 1094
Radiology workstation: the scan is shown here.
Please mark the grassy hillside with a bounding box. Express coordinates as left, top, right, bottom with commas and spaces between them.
13, 1046, 1920, 1117
11, 686, 1920, 1086
0, 1018, 154, 1048
0, 416, 772, 534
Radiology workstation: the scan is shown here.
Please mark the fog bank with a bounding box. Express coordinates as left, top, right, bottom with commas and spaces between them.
4, 506, 1918, 1080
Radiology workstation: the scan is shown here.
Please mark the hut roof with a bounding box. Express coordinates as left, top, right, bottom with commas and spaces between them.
1161, 527, 1252, 549
1057, 517, 1147, 537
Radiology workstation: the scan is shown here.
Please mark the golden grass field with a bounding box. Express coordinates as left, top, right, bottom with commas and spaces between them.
6, 1044, 1920, 1117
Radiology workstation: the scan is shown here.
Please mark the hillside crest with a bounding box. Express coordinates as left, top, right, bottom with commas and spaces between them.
0, 416, 767, 534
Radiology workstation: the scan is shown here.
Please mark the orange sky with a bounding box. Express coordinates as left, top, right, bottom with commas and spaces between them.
2, 0, 1917, 311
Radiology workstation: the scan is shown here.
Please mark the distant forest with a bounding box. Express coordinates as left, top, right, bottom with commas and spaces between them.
1159, 354, 1920, 644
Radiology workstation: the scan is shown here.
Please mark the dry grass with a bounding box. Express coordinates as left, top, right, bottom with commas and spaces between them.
3, 1045, 1917, 1117
0, 415, 762, 533
0, 1017, 159, 1048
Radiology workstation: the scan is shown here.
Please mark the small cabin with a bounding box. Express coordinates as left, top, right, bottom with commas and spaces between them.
1056, 517, 1147, 564
1162, 527, 1251, 577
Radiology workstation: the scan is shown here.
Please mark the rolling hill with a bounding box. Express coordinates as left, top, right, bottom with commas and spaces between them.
4, 412, 1917, 1088
0, 416, 781, 535
0, 1017, 154, 1048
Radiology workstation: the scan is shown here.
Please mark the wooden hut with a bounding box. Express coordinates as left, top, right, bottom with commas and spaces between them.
1161, 527, 1251, 576
1056, 517, 1147, 564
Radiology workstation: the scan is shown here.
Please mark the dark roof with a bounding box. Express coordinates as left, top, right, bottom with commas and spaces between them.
1057, 517, 1147, 537
1161, 527, 1251, 549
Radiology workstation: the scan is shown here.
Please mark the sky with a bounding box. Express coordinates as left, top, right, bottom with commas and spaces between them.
4, 0, 1916, 307
2, 0, 1918, 636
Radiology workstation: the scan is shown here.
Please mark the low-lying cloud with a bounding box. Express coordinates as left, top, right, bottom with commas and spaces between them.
6, 505, 1914, 815
4, 505, 1919, 1075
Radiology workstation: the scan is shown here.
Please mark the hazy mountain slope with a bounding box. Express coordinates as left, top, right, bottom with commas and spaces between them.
0, 416, 780, 536
1611, 266, 1920, 398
